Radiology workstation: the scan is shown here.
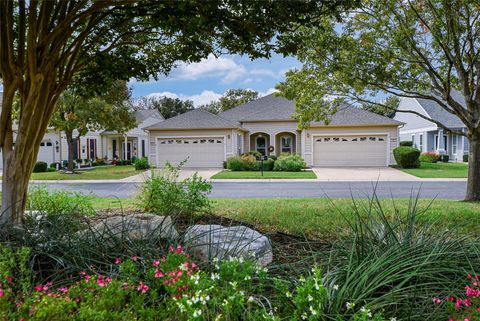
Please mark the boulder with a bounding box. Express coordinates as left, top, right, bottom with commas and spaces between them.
90, 214, 178, 240
184, 224, 273, 266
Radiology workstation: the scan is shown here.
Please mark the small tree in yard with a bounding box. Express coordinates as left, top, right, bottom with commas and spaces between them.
51, 80, 136, 172
277, 0, 480, 201
0, 1, 356, 224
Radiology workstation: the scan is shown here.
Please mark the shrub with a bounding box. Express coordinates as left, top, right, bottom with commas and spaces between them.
92, 158, 106, 166
463, 154, 469, 162
134, 157, 150, 170
419, 152, 439, 163
27, 186, 95, 217
269, 155, 277, 161
258, 157, 275, 171
273, 154, 306, 171
439, 154, 450, 162
49, 162, 59, 169
243, 150, 262, 157
399, 141, 413, 147
32, 161, 48, 173
393, 146, 420, 168
137, 162, 212, 216
47, 167, 56, 172
226, 156, 246, 171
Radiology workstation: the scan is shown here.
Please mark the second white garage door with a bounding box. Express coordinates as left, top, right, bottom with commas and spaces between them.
157, 137, 225, 168
313, 135, 388, 167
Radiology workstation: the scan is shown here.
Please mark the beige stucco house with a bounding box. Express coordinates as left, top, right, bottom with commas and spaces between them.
146, 94, 402, 168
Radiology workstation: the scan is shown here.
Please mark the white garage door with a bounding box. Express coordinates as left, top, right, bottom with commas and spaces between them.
313, 135, 388, 167
37, 141, 55, 165
157, 137, 225, 168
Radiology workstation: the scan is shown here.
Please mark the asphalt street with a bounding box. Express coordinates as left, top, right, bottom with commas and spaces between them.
27, 181, 468, 200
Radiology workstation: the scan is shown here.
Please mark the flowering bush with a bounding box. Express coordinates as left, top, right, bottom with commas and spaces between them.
435, 274, 480, 321
419, 152, 440, 163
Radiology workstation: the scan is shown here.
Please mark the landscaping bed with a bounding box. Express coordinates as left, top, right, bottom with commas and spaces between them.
211, 170, 316, 179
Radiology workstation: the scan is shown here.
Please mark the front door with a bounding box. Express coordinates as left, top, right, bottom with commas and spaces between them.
256, 136, 266, 155
127, 142, 132, 160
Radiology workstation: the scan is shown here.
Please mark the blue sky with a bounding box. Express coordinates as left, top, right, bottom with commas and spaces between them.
129, 53, 301, 106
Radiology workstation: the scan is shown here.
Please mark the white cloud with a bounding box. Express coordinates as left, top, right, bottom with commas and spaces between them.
171, 54, 247, 84
146, 90, 222, 107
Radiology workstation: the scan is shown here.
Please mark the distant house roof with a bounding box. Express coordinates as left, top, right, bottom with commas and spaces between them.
218, 94, 295, 122
415, 91, 466, 128
146, 108, 242, 130
219, 94, 401, 126
135, 109, 163, 123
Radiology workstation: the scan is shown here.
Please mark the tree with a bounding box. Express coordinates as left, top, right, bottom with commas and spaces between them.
0, 1, 355, 224
51, 80, 136, 172
361, 96, 400, 118
276, 0, 480, 201
200, 89, 259, 114
136, 96, 194, 119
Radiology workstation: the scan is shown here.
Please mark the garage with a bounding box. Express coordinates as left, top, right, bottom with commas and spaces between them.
37, 141, 55, 165
313, 135, 388, 167
157, 137, 225, 168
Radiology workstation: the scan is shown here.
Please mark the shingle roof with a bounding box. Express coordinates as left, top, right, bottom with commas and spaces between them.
146, 108, 241, 130
310, 105, 403, 126
219, 94, 401, 126
415, 91, 466, 128
218, 94, 295, 122
135, 109, 163, 123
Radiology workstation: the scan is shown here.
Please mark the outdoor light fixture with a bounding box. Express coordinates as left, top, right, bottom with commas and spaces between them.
55, 141, 59, 152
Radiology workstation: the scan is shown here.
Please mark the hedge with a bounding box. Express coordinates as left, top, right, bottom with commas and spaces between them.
393, 146, 420, 168
33, 161, 48, 173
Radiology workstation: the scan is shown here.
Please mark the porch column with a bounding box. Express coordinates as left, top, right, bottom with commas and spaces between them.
124, 134, 128, 160
437, 129, 445, 154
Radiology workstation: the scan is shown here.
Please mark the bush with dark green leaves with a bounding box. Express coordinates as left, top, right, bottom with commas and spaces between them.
134, 157, 150, 170
273, 154, 306, 171
32, 161, 48, 173
226, 156, 246, 171
463, 154, 469, 162
393, 146, 420, 168
399, 141, 413, 147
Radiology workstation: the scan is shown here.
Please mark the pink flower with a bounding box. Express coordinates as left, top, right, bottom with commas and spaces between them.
154, 269, 164, 278
432, 297, 441, 304
34, 285, 43, 292
169, 245, 175, 253
6, 276, 13, 283
85, 275, 91, 282
0, 289, 4, 297
176, 245, 182, 254
153, 259, 160, 267
132, 256, 139, 262
137, 281, 149, 293
115, 258, 122, 264
58, 287, 68, 294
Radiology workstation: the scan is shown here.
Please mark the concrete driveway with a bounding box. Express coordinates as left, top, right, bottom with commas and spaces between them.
312, 167, 419, 181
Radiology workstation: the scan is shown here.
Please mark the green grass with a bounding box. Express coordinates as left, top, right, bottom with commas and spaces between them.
211, 170, 317, 179
31, 165, 145, 180
401, 162, 468, 178
89, 197, 479, 240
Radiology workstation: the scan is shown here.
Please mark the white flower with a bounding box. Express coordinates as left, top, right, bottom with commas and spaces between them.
244, 275, 251, 281
309, 306, 317, 315
308, 294, 313, 302
333, 284, 339, 290
192, 309, 202, 318
285, 291, 292, 298
301, 313, 308, 320
346, 302, 355, 309
390, 318, 397, 321
248, 296, 255, 302
211, 273, 220, 281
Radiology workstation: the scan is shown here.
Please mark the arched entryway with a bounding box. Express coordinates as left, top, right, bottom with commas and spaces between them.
275, 132, 296, 156
249, 132, 271, 156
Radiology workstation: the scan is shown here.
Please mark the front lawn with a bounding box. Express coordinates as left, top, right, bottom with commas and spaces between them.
401, 161, 468, 178
211, 170, 317, 179
30, 165, 144, 180
90, 196, 479, 240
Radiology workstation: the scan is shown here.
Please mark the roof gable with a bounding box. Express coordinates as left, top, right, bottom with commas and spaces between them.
146, 108, 240, 130
415, 91, 466, 128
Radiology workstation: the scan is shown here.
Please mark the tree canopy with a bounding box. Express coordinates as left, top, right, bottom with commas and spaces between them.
361, 96, 400, 118
201, 89, 259, 114
276, 0, 480, 200
136, 96, 194, 119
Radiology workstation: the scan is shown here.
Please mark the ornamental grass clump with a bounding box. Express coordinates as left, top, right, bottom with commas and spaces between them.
322, 190, 480, 321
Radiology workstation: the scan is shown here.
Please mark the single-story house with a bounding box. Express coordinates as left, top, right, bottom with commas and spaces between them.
146, 94, 402, 168
393, 93, 468, 161
0, 103, 163, 168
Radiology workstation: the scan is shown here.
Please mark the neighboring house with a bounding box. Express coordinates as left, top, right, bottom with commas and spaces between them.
0, 96, 163, 168
394, 93, 468, 161
146, 94, 402, 168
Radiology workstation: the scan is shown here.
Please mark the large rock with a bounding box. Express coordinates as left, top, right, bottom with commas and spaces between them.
184, 225, 273, 266
90, 214, 178, 240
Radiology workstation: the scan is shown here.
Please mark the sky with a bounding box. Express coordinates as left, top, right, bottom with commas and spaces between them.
128, 53, 301, 107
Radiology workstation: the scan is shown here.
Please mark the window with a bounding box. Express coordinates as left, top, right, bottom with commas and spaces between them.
256, 136, 266, 155
452, 135, 458, 155
411, 134, 415, 148
419, 134, 423, 151
141, 140, 146, 157
435, 135, 448, 151
281, 136, 292, 153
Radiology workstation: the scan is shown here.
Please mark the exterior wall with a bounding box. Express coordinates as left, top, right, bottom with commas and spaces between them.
304, 125, 399, 166
148, 129, 238, 166
394, 98, 437, 132
241, 121, 298, 155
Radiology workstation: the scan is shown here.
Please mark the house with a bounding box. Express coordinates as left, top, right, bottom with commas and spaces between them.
394, 93, 468, 161
0, 99, 163, 168
146, 94, 402, 168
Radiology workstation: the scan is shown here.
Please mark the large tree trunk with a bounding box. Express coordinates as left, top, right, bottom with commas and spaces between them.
465, 133, 480, 201
65, 130, 76, 172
